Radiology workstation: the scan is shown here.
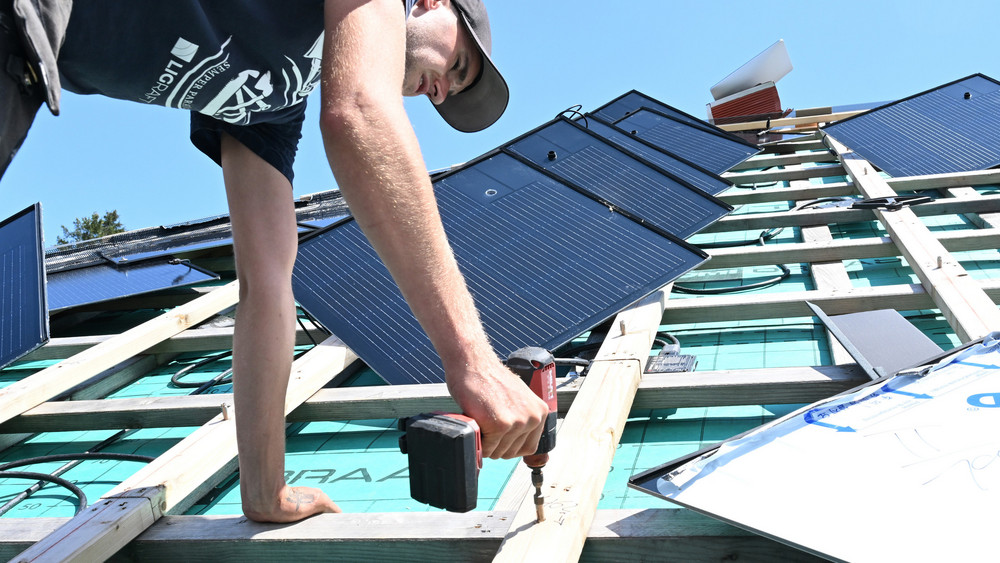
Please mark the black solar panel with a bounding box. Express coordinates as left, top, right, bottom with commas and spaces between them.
583, 118, 733, 195
823, 74, 1000, 177
0, 204, 48, 369
47, 259, 219, 312
506, 118, 731, 237
613, 108, 761, 174
591, 90, 723, 133
292, 153, 707, 384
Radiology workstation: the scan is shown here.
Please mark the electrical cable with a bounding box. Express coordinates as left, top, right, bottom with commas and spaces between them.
558, 104, 588, 128
170, 350, 233, 389
0, 472, 88, 516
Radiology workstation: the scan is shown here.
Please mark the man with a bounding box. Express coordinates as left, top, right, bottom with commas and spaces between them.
2, 0, 549, 523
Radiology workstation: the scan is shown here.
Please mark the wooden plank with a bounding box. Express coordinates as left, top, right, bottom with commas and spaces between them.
494, 289, 668, 563
0, 282, 240, 428
889, 168, 1000, 191
798, 196, 854, 365
701, 193, 1000, 233
716, 110, 864, 132
1, 365, 867, 434
0, 510, 820, 562
22, 325, 327, 362
10, 334, 355, 562
9, 486, 164, 563
827, 136, 1000, 342
728, 151, 836, 172
723, 164, 845, 185
719, 181, 855, 205
701, 229, 1000, 270
942, 186, 1000, 229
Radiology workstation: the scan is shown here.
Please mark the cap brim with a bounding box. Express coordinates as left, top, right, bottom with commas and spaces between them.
434, 11, 509, 133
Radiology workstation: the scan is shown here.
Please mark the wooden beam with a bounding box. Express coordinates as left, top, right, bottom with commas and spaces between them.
798, 196, 854, 364
10, 334, 356, 562
716, 110, 864, 132
723, 164, 845, 185
719, 181, 855, 205
827, 136, 1000, 342
0, 510, 821, 562
494, 289, 668, 562
22, 325, 327, 362
728, 151, 836, 172
701, 193, 1000, 233
0, 282, 240, 428
701, 229, 1000, 270
0, 365, 866, 434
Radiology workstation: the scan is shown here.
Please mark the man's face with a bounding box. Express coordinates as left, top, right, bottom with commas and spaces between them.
403, 2, 482, 105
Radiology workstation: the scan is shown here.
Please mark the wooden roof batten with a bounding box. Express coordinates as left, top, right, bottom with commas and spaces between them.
3, 104, 1000, 562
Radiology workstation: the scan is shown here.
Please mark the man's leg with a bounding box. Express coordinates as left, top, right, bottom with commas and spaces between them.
220, 133, 339, 522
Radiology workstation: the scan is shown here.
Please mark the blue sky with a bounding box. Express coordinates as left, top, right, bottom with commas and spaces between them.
3, 0, 998, 245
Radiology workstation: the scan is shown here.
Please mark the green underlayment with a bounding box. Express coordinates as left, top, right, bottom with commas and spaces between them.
3, 177, 999, 519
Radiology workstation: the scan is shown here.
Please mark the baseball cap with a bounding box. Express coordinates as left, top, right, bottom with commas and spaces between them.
435, 0, 509, 132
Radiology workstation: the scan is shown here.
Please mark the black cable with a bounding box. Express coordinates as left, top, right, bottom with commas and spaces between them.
672, 263, 792, 295
558, 104, 588, 128
170, 350, 233, 389
0, 452, 155, 472
0, 472, 88, 516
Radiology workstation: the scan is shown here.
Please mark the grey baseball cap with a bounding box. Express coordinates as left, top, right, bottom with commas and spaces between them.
435, 0, 509, 132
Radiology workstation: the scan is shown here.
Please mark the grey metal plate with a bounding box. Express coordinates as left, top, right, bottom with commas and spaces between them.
0, 204, 48, 369
823, 74, 1000, 177
292, 153, 708, 385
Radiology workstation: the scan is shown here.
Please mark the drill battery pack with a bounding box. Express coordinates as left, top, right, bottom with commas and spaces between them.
398, 412, 482, 512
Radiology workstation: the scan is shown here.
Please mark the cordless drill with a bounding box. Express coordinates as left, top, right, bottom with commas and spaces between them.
398, 347, 557, 520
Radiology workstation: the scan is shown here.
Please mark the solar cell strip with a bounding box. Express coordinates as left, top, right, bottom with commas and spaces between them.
0, 204, 47, 369
506, 119, 731, 238
584, 118, 733, 195
823, 74, 1000, 177
614, 108, 761, 174
47, 260, 219, 312
292, 154, 706, 384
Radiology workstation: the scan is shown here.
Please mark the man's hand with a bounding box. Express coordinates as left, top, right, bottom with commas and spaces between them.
446, 357, 549, 459
243, 485, 342, 523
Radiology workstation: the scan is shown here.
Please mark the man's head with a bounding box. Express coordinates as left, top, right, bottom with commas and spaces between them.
403, 0, 508, 132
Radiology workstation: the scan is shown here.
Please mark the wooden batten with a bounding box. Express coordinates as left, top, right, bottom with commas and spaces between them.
9, 334, 356, 562
0, 282, 240, 428
826, 135, 1000, 341
494, 288, 669, 562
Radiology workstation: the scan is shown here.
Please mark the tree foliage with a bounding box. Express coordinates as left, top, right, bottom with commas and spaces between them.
56, 210, 126, 245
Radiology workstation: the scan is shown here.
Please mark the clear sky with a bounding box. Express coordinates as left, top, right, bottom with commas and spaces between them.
2, 0, 998, 245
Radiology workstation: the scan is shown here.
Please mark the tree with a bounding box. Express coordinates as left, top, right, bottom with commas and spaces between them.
56, 210, 126, 244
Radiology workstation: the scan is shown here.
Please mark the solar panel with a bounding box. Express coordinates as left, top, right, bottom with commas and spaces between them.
47, 259, 219, 312
583, 118, 733, 195
591, 90, 724, 133
823, 74, 1000, 177
0, 204, 48, 369
506, 118, 731, 238
613, 108, 761, 174
292, 153, 708, 384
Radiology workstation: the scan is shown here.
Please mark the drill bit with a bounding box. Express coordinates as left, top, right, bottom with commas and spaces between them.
530, 466, 545, 522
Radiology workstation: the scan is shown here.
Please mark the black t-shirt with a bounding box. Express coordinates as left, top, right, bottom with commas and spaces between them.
58, 0, 417, 182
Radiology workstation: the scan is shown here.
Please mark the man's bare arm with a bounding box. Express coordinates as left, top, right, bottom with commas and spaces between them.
318, 0, 546, 458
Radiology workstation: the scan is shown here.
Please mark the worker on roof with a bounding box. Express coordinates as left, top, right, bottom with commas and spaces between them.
0, 0, 548, 523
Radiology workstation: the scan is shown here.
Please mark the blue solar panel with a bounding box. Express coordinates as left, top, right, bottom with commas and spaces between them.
292, 153, 708, 384
506, 118, 731, 238
0, 204, 48, 369
583, 118, 733, 195
591, 90, 722, 133
823, 74, 1000, 177
47, 259, 219, 312
613, 108, 761, 174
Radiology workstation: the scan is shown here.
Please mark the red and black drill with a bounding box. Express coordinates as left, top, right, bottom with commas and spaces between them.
398, 347, 557, 521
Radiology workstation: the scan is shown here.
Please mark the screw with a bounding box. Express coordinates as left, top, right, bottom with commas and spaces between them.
965, 92, 972, 99
547, 150, 557, 161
